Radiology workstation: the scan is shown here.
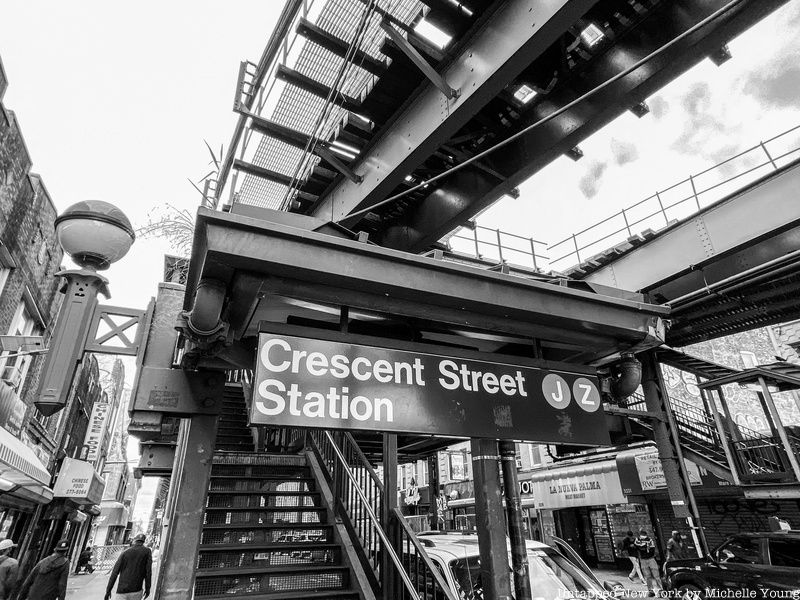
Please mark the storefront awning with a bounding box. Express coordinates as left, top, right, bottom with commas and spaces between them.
97, 501, 128, 527
528, 459, 627, 510
52, 457, 105, 506
0, 425, 54, 505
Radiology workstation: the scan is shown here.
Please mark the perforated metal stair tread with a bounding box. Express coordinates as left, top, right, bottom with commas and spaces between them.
206, 490, 320, 497
201, 522, 334, 530
204, 505, 325, 512
199, 542, 340, 552
196, 591, 359, 600
195, 565, 350, 577
209, 475, 315, 481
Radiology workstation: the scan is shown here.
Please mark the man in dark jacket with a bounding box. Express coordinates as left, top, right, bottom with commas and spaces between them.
105, 534, 152, 600
634, 529, 661, 595
18, 539, 70, 600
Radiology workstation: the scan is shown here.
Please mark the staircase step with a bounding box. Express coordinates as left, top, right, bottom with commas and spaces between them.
197, 590, 359, 600
200, 525, 333, 546
206, 492, 321, 509
209, 480, 315, 493
197, 544, 341, 570
204, 508, 326, 526
194, 566, 349, 598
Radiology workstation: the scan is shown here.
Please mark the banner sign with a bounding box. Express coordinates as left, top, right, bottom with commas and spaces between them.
82, 401, 111, 464
529, 465, 626, 509
251, 332, 609, 445
617, 448, 729, 495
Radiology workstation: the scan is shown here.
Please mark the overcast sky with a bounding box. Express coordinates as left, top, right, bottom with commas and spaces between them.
3, 1, 800, 306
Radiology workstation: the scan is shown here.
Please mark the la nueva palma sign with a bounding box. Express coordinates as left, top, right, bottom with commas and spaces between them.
251, 330, 610, 445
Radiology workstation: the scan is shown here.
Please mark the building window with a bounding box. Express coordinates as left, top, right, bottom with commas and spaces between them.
0, 266, 10, 297
0, 301, 38, 391
528, 444, 543, 467
740, 351, 758, 369
449, 452, 467, 481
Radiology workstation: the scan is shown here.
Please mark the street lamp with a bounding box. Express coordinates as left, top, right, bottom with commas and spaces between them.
35, 201, 135, 416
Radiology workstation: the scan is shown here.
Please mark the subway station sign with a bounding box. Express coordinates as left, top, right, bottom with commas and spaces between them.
251, 332, 610, 446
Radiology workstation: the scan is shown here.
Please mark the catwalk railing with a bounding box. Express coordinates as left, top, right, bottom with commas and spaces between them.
307, 429, 456, 600
548, 123, 800, 270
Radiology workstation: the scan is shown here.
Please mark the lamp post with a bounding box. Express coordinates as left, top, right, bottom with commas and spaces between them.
34, 200, 135, 416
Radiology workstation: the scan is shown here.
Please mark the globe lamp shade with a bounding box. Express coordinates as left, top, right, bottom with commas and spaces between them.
55, 200, 135, 270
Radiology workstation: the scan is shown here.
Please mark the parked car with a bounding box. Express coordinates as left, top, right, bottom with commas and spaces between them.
414, 532, 625, 599
664, 531, 800, 599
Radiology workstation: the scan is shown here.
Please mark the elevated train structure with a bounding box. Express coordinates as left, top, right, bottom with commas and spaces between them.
130, 1, 800, 598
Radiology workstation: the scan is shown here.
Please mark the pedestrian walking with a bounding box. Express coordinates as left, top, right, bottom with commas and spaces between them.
18, 539, 70, 600
75, 546, 94, 574
0, 539, 19, 600
618, 530, 645, 584
634, 529, 661, 595
666, 530, 688, 561
105, 533, 152, 600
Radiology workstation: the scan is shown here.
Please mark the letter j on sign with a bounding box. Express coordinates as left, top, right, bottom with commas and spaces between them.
251, 331, 610, 446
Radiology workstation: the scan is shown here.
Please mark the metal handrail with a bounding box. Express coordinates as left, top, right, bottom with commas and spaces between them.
320, 430, 422, 600
393, 507, 459, 600
548, 123, 800, 268
447, 223, 549, 271
344, 431, 384, 493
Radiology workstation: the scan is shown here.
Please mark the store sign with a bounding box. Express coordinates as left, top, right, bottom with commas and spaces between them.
53, 457, 105, 505
252, 332, 609, 445
83, 402, 111, 464
530, 466, 626, 509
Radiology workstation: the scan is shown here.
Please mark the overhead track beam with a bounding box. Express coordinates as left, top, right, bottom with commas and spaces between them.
379, 0, 787, 252
309, 0, 599, 223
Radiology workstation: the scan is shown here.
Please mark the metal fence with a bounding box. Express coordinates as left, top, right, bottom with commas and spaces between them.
446, 223, 549, 272
92, 544, 128, 571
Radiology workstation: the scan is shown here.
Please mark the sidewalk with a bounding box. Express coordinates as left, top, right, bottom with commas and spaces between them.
594, 567, 656, 594
66, 569, 113, 599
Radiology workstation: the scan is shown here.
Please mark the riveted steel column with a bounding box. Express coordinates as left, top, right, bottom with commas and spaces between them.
381, 433, 399, 600
641, 352, 708, 556
472, 438, 512, 600
156, 414, 218, 600
427, 454, 440, 530
500, 441, 532, 600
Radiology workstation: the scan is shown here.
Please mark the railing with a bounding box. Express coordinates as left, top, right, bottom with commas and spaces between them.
547, 123, 800, 269
91, 544, 128, 571
732, 435, 790, 481
308, 430, 456, 600
446, 223, 549, 272
225, 369, 253, 385
622, 392, 725, 463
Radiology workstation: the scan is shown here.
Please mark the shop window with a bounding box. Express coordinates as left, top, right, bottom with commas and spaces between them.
769, 539, 800, 567
716, 537, 763, 564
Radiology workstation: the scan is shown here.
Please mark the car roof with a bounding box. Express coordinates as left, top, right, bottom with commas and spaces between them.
732, 532, 800, 540
416, 531, 552, 561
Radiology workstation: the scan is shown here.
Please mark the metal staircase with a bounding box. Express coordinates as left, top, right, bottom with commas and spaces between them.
192, 383, 455, 600
622, 391, 800, 485
193, 384, 361, 599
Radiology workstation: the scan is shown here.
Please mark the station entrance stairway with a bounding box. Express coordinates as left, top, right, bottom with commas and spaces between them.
191, 382, 455, 600
194, 385, 361, 600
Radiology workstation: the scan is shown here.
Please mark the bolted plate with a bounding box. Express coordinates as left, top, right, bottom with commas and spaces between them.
132, 367, 225, 415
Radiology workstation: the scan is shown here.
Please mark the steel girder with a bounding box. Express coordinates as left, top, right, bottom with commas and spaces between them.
308, 0, 599, 223
379, 0, 787, 252
184, 208, 667, 365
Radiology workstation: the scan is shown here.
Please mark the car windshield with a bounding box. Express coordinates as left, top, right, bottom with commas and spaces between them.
449, 548, 603, 599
